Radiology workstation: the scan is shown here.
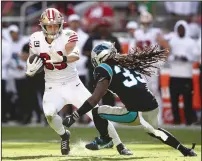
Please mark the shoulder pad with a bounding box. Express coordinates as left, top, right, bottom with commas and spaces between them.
97, 63, 113, 78
30, 31, 43, 41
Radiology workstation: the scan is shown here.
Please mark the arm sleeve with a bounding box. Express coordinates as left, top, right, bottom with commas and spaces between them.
93, 63, 113, 85
64, 30, 78, 44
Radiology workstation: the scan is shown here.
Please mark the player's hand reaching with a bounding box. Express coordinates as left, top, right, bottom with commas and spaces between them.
62, 115, 75, 128
46, 50, 67, 63
62, 111, 80, 128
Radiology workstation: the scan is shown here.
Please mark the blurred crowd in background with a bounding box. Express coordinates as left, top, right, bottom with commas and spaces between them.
1, 1, 201, 126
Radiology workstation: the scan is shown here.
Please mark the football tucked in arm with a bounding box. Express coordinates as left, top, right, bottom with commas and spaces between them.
29, 54, 44, 73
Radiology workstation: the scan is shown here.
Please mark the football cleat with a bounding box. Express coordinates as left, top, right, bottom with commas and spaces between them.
61, 130, 70, 155
117, 143, 133, 155
119, 148, 133, 155
182, 143, 197, 157
85, 137, 114, 150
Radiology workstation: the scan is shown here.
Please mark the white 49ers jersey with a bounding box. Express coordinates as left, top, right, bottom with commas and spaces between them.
29, 30, 79, 83
135, 28, 162, 50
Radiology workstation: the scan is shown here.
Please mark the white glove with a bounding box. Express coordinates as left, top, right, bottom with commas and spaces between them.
25, 57, 43, 77
46, 50, 66, 63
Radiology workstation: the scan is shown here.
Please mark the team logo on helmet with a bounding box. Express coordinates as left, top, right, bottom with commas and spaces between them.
91, 41, 117, 67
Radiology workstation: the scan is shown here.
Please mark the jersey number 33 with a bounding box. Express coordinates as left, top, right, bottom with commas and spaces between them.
114, 65, 146, 87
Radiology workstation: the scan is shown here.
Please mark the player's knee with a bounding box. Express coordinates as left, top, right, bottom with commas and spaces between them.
46, 115, 53, 123
43, 104, 57, 119
44, 110, 56, 118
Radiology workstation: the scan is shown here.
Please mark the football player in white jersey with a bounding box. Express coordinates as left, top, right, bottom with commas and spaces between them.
135, 11, 169, 50
25, 8, 131, 156
135, 11, 170, 123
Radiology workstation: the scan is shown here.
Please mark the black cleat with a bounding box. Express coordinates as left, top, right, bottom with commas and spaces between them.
61, 130, 70, 155
183, 143, 197, 157
117, 143, 133, 155
85, 137, 114, 150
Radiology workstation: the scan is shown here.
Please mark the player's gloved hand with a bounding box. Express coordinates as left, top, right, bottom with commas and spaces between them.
63, 115, 75, 128
62, 111, 79, 128
25, 57, 43, 77
46, 50, 67, 63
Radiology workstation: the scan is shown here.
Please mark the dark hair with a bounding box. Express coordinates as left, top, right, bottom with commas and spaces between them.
110, 46, 168, 76
22, 43, 29, 54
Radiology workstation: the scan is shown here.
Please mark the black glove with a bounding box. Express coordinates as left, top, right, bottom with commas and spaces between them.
62, 115, 76, 128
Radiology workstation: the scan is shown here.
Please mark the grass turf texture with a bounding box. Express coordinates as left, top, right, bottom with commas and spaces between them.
2, 126, 201, 161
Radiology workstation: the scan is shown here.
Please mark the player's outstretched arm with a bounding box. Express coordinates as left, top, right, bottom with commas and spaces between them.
88, 79, 109, 106
64, 33, 79, 63
62, 79, 109, 128
65, 44, 80, 63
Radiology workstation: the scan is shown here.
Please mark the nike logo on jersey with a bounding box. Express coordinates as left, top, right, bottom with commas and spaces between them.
76, 83, 80, 87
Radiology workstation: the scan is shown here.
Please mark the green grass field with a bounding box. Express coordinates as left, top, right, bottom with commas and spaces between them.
2, 126, 201, 161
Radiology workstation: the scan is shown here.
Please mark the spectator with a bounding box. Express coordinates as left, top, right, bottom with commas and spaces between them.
168, 20, 198, 125
20, 43, 43, 124
83, 2, 114, 33
188, 18, 201, 40
2, 22, 12, 42
126, 2, 139, 21
7, 25, 29, 123
126, 21, 138, 51
8, 43, 43, 124
83, 18, 122, 106
2, 1, 14, 16
135, 11, 169, 113
188, 23, 200, 39
137, 1, 156, 17
66, 14, 89, 87
64, 14, 90, 123
2, 38, 13, 123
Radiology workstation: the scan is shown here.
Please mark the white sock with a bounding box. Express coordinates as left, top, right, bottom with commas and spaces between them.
47, 114, 66, 136
107, 121, 121, 146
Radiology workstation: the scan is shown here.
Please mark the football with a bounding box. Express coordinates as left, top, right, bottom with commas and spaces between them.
29, 54, 44, 73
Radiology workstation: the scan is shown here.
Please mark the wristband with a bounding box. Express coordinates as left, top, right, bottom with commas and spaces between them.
62, 56, 67, 62
77, 100, 94, 117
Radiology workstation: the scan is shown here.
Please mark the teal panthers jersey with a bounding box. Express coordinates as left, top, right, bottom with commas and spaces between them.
93, 63, 158, 112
